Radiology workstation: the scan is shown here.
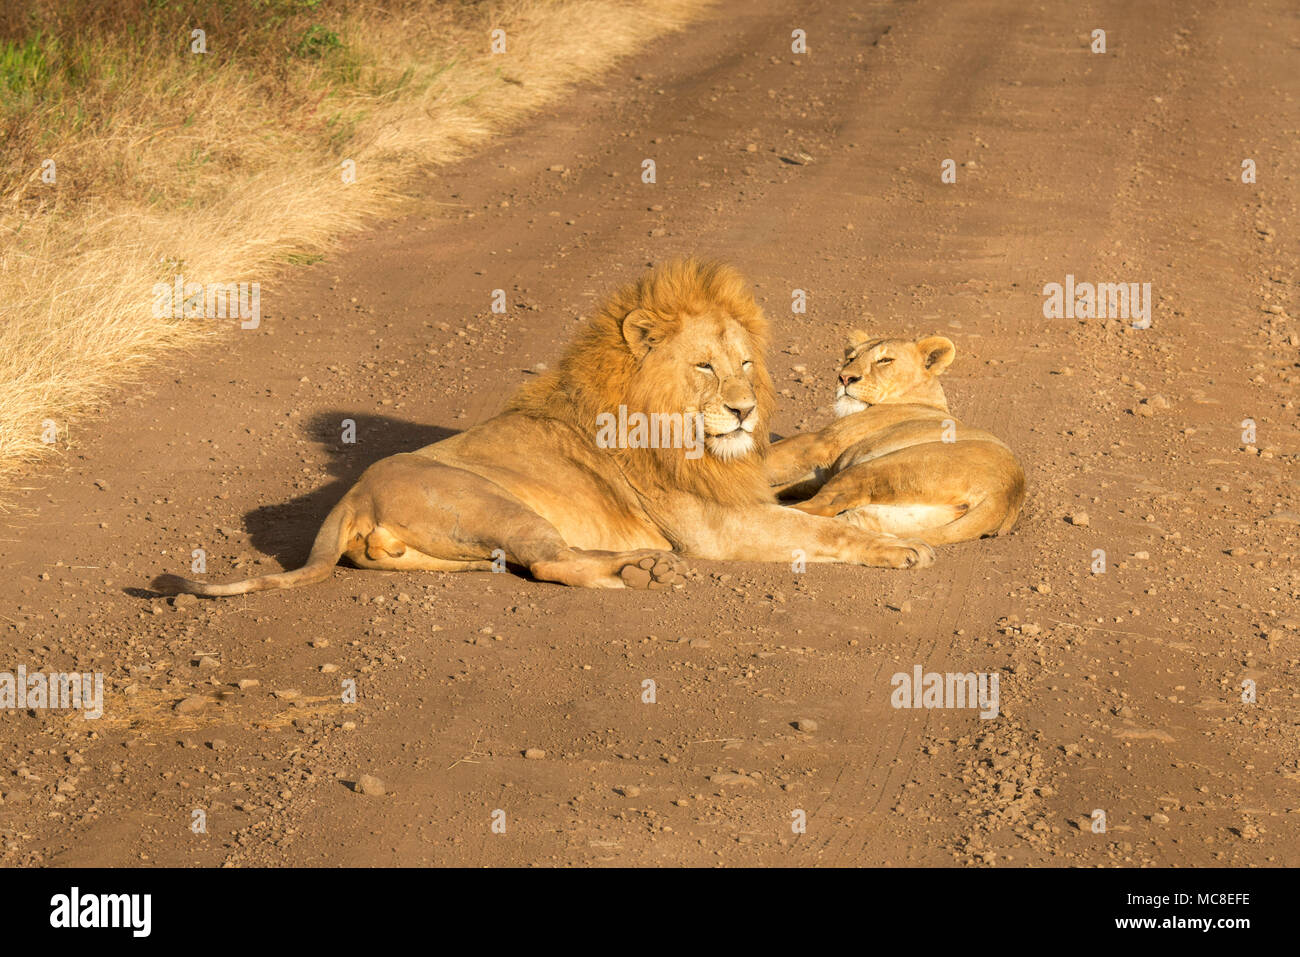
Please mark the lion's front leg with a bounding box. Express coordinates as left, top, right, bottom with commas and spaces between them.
766, 416, 885, 497
765, 432, 833, 488
673, 501, 935, 570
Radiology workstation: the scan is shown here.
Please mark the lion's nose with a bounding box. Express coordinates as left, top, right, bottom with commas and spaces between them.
726, 399, 756, 423
839, 373, 861, 387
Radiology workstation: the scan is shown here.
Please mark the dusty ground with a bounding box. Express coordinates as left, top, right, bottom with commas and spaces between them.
1, 0, 1297, 867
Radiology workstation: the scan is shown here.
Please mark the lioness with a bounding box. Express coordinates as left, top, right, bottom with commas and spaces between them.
765, 331, 1025, 545
153, 261, 933, 597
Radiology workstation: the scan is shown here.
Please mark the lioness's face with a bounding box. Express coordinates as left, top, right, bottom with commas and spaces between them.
624, 310, 767, 461
834, 333, 955, 417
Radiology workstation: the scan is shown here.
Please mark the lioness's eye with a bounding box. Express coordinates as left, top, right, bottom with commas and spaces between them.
695, 363, 714, 374
875, 357, 893, 366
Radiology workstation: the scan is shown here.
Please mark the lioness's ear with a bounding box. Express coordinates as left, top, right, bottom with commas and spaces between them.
622, 309, 662, 358
916, 336, 956, 375
845, 329, 871, 358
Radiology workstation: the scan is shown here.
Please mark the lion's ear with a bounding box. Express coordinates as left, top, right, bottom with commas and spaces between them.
845, 329, 871, 358
916, 336, 956, 375
622, 309, 663, 358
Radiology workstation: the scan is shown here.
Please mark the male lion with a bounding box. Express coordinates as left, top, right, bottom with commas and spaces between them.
153, 261, 933, 597
765, 331, 1025, 545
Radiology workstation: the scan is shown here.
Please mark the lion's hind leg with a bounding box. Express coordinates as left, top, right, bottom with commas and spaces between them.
794, 443, 1020, 546
354, 457, 684, 588
530, 548, 686, 590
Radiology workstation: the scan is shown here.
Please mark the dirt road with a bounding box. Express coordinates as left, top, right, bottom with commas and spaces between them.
2, 0, 1296, 867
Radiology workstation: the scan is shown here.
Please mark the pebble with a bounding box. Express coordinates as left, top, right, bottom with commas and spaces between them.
524, 748, 546, 760
795, 719, 819, 733
174, 696, 209, 714
1067, 511, 1090, 527
709, 771, 758, 786
355, 774, 386, 796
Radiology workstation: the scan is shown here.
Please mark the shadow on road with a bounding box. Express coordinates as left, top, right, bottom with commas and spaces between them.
242, 411, 459, 566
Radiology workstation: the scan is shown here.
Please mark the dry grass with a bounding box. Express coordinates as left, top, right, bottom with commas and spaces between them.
0, 0, 708, 494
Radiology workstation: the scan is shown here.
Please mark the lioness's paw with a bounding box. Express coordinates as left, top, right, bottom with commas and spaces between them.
872, 538, 935, 569
619, 552, 687, 590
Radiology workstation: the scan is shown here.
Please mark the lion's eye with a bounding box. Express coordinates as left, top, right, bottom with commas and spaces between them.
695, 363, 714, 374
875, 357, 893, 366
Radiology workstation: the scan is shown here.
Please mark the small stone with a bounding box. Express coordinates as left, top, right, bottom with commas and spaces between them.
174, 696, 209, 714
320, 663, 338, 673
236, 678, 260, 690
1067, 511, 1090, 527
615, 785, 640, 797
355, 774, 385, 796
794, 719, 818, 733
524, 748, 546, 760
172, 593, 197, 608
208, 739, 227, 751
1151, 812, 1170, 825
709, 771, 759, 786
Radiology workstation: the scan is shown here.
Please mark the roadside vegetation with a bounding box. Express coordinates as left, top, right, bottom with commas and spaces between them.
0, 0, 705, 492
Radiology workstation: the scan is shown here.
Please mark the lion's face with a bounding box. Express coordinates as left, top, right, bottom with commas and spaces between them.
834, 332, 955, 417
623, 309, 768, 461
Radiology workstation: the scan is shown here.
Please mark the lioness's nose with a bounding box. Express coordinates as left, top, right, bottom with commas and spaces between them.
839, 373, 861, 387
726, 399, 756, 423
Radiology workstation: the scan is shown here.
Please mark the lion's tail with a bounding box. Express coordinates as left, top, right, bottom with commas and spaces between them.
151, 499, 354, 597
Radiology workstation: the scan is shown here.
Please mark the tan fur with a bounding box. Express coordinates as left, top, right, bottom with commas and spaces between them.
765, 332, 1025, 546
153, 262, 935, 599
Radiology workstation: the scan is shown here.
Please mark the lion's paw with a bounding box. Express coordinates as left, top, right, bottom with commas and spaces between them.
619, 552, 687, 590
873, 538, 935, 569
